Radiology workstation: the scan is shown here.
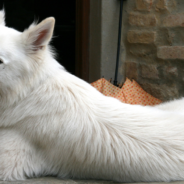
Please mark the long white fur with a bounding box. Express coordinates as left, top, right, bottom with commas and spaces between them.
0, 10, 184, 182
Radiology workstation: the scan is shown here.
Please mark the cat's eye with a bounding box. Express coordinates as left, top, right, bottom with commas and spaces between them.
0, 59, 3, 64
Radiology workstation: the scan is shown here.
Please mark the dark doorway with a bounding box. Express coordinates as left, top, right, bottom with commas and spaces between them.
0, 0, 76, 75
75, 0, 90, 82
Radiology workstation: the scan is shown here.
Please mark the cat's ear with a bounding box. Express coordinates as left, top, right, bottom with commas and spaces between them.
22, 17, 55, 52
0, 9, 5, 26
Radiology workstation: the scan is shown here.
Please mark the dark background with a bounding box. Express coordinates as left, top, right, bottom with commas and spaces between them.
0, 0, 76, 74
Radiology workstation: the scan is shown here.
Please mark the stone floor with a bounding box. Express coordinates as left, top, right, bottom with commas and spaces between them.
0, 178, 184, 184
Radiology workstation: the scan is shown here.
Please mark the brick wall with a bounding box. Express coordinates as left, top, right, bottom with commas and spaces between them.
124, 0, 184, 101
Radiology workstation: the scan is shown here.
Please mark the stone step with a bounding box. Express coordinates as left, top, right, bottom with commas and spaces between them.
0, 177, 114, 184
0, 178, 184, 184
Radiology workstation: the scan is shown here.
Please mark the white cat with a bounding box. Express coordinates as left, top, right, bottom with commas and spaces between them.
0, 9, 184, 182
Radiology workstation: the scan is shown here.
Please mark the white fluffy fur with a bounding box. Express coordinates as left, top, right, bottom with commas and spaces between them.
0, 9, 5, 26
1, 10, 184, 182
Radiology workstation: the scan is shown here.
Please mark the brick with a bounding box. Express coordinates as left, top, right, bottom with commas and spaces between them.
138, 82, 178, 101
156, 0, 168, 10
136, 0, 154, 11
140, 64, 159, 79
129, 13, 157, 27
164, 66, 178, 78
157, 46, 184, 59
127, 31, 156, 44
162, 14, 184, 27
156, 0, 176, 11
125, 62, 138, 80
129, 47, 153, 58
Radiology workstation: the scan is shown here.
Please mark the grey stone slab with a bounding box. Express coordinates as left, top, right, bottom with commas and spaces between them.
1, 178, 184, 184
0, 177, 114, 184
